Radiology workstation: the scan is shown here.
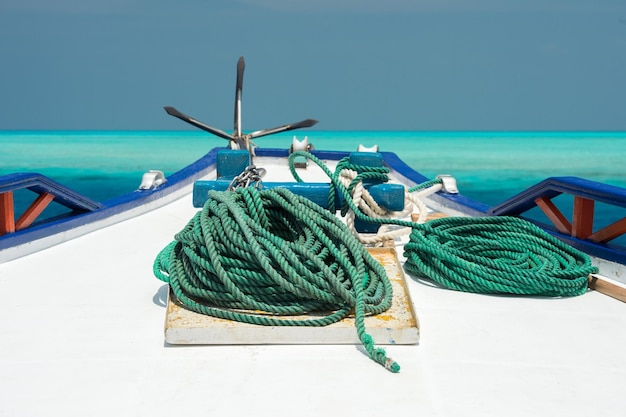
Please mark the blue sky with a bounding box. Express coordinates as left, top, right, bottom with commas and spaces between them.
1, 1, 625, 131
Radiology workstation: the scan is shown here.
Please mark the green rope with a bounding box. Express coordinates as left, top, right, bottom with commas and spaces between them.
289, 154, 391, 214
407, 178, 443, 193
287, 151, 598, 297
153, 150, 599, 373
154, 186, 400, 373
404, 216, 598, 296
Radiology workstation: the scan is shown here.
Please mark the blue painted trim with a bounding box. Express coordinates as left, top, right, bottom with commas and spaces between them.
256, 147, 490, 215
0, 173, 102, 212
544, 228, 626, 265
0, 147, 222, 250
3, 147, 625, 266
487, 176, 626, 264
289, 149, 625, 262
490, 176, 626, 216
378, 151, 491, 215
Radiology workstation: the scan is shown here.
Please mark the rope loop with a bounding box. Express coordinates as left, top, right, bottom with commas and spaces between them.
154, 186, 399, 372
154, 150, 600, 373
404, 216, 598, 296
286, 151, 598, 296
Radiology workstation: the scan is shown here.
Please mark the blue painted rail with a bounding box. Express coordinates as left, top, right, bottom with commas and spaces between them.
0, 172, 102, 235
489, 176, 626, 264
0, 148, 221, 260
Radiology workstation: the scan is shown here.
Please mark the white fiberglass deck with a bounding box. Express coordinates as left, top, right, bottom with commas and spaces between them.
1, 156, 626, 417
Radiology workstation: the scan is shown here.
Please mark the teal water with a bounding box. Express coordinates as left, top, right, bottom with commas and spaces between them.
1, 130, 625, 228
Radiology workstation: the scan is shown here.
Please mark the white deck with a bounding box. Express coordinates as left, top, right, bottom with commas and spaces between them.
1, 156, 626, 416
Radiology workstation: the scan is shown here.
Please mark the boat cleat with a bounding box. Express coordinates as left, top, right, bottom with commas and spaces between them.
139, 170, 167, 190
436, 174, 459, 194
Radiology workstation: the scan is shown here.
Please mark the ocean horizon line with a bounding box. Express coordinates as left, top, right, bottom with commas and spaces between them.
2, 129, 626, 135
1, 130, 624, 228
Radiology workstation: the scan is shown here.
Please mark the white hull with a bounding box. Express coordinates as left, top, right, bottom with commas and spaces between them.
1, 153, 625, 417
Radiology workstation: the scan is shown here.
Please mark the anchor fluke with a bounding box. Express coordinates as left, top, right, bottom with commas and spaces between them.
164, 57, 317, 151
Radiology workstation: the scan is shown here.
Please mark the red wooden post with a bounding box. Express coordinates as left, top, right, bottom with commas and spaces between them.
534, 196, 572, 234
572, 196, 594, 239
0, 191, 16, 235
588, 217, 626, 243
15, 192, 55, 231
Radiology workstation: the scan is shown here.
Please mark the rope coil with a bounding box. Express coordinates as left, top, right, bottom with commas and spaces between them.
404, 216, 597, 296
154, 186, 400, 372
286, 151, 598, 297
154, 150, 599, 373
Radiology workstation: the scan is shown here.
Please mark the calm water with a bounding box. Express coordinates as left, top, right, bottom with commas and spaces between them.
1, 130, 625, 227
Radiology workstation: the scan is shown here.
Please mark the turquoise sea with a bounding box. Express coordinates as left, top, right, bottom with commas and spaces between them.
1, 130, 625, 229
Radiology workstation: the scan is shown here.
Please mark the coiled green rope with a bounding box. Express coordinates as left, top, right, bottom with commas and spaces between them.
288, 151, 598, 296
404, 216, 598, 296
154, 186, 400, 372
154, 150, 599, 373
